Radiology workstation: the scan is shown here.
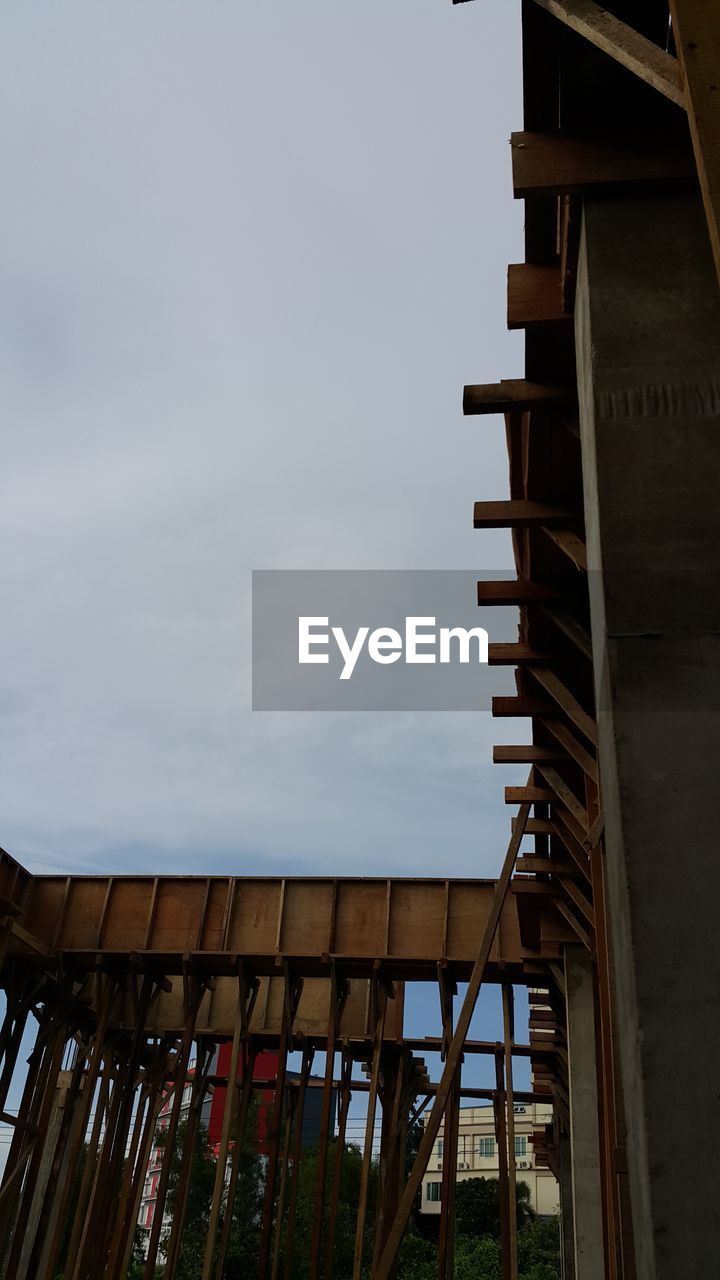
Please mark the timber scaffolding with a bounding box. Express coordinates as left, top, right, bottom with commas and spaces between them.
2, 2, 719, 1279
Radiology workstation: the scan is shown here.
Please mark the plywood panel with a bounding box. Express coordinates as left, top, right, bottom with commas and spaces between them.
389, 882, 445, 959
279, 881, 334, 954
226, 880, 282, 954
150, 879, 207, 952
334, 881, 387, 956
102, 879, 155, 951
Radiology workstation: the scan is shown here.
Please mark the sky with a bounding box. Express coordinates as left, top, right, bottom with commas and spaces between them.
0, 1, 527, 882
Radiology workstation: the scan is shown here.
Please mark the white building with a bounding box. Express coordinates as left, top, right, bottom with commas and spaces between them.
421, 1102, 559, 1218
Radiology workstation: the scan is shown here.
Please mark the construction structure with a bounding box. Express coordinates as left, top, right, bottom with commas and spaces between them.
1, 2, 719, 1278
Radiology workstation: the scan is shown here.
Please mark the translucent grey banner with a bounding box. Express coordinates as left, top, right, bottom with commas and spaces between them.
252, 571, 518, 711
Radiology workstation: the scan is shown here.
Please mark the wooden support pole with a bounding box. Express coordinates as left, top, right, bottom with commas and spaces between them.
283, 1044, 315, 1280
271, 1087, 297, 1280
668, 0, 720, 285
309, 965, 346, 1280
494, 1051, 513, 1280
143, 975, 204, 1280
203, 973, 249, 1280
214, 1043, 259, 1280
437, 1075, 461, 1280
502, 987, 519, 1280
164, 1040, 214, 1280
531, 0, 684, 105
374, 798, 531, 1280
324, 1051, 353, 1280
259, 967, 302, 1280
353, 981, 388, 1280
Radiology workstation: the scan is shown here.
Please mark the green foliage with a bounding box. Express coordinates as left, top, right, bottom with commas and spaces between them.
454, 1177, 534, 1240
396, 1229, 439, 1280
277, 1139, 377, 1280
156, 1098, 263, 1280
454, 1233, 502, 1280
517, 1216, 561, 1280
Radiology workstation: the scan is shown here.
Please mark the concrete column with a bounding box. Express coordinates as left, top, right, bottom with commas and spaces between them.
564, 945, 604, 1280
575, 193, 720, 1280
558, 1133, 576, 1280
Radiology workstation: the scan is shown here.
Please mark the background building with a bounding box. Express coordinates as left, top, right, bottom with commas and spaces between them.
421, 1103, 558, 1219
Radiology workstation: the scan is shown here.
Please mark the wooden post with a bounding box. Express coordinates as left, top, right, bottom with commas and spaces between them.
214, 1043, 258, 1280
309, 964, 347, 1280
143, 973, 205, 1279
352, 980, 388, 1280
283, 1043, 315, 1280
202, 969, 256, 1280
324, 1050, 353, 1280
259, 966, 302, 1280
374, 800, 531, 1280
164, 1040, 214, 1279
502, 986, 519, 1280
494, 1053, 513, 1280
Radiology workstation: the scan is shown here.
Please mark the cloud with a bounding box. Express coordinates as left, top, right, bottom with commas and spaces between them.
0, 0, 525, 878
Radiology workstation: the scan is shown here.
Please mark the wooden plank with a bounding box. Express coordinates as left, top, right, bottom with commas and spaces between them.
492, 696, 558, 718
541, 526, 588, 570
488, 643, 571, 665
531, 668, 597, 745
511, 131, 696, 198
536, 765, 589, 832
477, 579, 562, 605
540, 604, 593, 659
473, 499, 579, 529
493, 744, 566, 764
463, 380, 576, 415
507, 263, 569, 329
540, 717, 598, 783
669, 0, 720, 284
505, 786, 554, 804
531, 0, 684, 106
513, 817, 554, 835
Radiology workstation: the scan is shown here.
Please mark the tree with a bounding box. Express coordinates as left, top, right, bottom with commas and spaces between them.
156, 1098, 263, 1280
454, 1177, 534, 1240
517, 1216, 561, 1280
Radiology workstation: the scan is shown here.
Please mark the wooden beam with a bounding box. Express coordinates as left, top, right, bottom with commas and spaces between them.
477, 579, 562, 605
530, 668, 597, 745
541, 526, 588, 570
463, 380, 577, 415
540, 605, 593, 659
488, 643, 571, 666
507, 264, 570, 329
540, 717, 599, 783
505, 786, 554, 805
513, 817, 554, 835
474, 500, 579, 529
511, 131, 696, 199
493, 745, 566, 764
669, 0, 720, 284
492, 696, 558, 718
531, 0, 684, 106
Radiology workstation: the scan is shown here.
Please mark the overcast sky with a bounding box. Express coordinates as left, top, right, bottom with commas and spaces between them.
0, 0, 526, 880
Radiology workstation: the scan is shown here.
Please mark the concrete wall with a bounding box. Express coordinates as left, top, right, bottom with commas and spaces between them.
575, 194, 720, 1279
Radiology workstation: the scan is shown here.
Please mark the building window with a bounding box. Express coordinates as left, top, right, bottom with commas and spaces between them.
426, 1181, 442, 1202
514, 1137, 527, 1157
476, 1137, 495, 1158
